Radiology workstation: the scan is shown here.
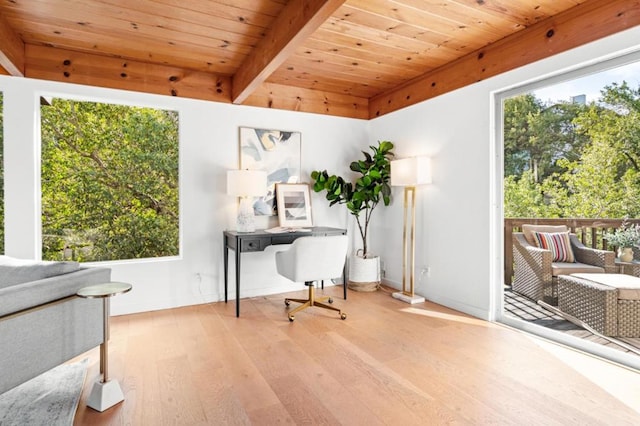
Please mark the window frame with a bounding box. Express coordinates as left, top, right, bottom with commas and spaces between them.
491, 49, 640, 371
38, 92, 183, 264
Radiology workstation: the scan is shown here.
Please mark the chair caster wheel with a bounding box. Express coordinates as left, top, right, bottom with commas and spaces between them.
328, 298, 333, 304
340, 313, 347, 320
289, 315, 295, 322
285, 299, 290, 306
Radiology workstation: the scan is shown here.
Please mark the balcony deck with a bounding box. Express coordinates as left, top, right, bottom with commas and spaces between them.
504, 286, 640, 358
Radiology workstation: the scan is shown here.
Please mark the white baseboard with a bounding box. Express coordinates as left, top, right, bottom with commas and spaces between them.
110, 282, 345, 316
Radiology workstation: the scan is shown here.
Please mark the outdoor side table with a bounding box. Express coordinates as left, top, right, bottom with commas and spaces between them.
77, 282, 132, 412
615, 258, 640, 277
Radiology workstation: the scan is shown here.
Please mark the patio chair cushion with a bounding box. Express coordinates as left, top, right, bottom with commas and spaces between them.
532, 231, 575, 262
552, 262, 603, 277
522, 224, 568, 246
571, 273, 640, 300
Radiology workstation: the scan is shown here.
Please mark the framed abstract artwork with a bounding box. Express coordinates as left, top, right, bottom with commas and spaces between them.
275, 183, 313, 228
239, 127, 301, 216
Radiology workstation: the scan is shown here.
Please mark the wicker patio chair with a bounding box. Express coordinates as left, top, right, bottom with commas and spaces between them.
512, 225, 616, 305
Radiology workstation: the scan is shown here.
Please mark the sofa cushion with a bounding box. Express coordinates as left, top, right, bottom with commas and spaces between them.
0, 256, 80, 289
522, 224, 569, 246
552, 262, 603, 277
0, 266, 111, 318
532, 231, 575, 263
571, 273, 640, 300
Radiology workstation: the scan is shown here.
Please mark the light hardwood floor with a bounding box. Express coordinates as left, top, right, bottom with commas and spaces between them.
73, 285, 640, 425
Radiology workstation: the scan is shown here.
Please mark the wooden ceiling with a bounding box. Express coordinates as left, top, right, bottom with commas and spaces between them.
0, 0, 638, 119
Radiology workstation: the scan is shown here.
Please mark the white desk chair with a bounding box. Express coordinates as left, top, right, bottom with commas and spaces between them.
275, 235, 348, 321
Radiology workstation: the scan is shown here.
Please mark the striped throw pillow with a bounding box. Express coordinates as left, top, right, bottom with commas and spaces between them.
532, 231, 575, 263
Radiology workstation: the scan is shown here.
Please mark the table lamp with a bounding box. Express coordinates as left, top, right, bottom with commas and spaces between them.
227, 169, 267, 232
390, 156, 432, 304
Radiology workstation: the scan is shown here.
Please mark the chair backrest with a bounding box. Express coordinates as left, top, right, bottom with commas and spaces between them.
521, 224, 568, 246
275, 235, 348, 283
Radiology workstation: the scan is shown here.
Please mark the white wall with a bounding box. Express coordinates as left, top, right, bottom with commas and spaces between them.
370, 25, 640, 320
0, 76, 369, 315
370, 86, 493, 319
3, 25, 640, 319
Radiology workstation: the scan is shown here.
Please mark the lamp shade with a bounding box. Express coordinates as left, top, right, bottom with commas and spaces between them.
226, 170, 267, 196
390, 156, 432, 186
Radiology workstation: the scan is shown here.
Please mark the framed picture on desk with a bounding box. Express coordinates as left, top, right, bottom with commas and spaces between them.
276, 183, 313, 228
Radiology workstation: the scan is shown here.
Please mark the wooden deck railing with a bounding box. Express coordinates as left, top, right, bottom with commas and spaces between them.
504, 218, 640, 284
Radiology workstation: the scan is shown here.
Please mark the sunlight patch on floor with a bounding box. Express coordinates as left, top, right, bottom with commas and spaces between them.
400, 307, 489, 326
528, 335, 640, 415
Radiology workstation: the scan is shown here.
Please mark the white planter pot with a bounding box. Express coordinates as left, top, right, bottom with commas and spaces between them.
618, 247, 634, 262
348, 255, 380, 292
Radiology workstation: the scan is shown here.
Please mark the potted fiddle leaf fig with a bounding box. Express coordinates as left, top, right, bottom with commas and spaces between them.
311, 140, 394, 291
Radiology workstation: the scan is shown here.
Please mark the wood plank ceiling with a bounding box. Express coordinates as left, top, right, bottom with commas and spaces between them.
0, 0, 639, 119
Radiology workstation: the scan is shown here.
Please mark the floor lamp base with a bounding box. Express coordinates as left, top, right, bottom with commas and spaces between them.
87, 379, 124, 412
392, 291, 425, 304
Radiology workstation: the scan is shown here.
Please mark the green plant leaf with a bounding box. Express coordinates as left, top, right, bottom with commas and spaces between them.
306, 140, 395, 257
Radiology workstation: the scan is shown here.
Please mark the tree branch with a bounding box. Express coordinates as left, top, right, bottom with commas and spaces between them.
45, 102, 177, 219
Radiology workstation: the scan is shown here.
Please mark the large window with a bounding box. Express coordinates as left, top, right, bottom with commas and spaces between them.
504, 61, 640, 219
498, 55, 640, 367
40, 98, 179, 262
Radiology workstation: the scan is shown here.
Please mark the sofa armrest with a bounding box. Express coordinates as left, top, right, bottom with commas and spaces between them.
513, 232, 552, 283
0, 266, 111, 317
513, 233, 553, 269
512, 233, 553, 301
570, 235, 616, 271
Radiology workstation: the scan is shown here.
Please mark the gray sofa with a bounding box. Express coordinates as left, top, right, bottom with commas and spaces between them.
0, 256, 111, 394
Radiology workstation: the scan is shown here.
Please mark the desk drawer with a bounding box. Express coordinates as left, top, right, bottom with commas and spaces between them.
240, 238, 270, 252
271, 235, 298, 245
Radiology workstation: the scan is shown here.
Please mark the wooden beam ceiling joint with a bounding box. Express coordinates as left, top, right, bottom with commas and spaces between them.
25, 45, 231, 103
369, 0, 640, 118
231, 0, 346, 105
2, 0, 639, 120
0, 12, 25, 76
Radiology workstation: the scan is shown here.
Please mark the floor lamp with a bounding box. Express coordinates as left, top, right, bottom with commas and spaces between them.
227, 169, 267, 233
390, 156, 432, 304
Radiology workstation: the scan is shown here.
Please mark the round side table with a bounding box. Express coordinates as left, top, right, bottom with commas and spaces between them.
77, 282, 132, 412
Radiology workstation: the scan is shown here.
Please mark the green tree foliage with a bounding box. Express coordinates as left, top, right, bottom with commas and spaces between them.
504, 170, 562, 218
504, 94, 543, 178
504, 81, 640, 219
0, 92, 3, 254
41, 99, 179, 261
504, 94, 588, 182
582, 82, 640, 172
547, 142, 630, 217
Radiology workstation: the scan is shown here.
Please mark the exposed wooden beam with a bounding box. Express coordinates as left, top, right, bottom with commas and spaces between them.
232, 0, 346, 105
25, 44, 231, 103
0, 12, 25, 76
369, 0, 640, 118
243, 82, 368, 119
